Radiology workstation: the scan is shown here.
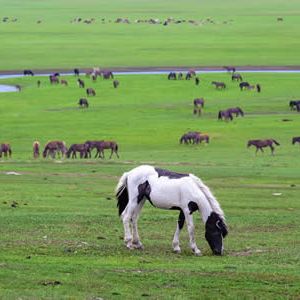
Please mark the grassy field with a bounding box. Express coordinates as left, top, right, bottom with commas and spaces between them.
0, 72, 299, 299
0, 0, 300, 69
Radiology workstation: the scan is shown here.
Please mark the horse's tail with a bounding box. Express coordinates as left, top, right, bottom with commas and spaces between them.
115, 172, 129, 216
272, 139, 280, 146
189, 174, 225, 221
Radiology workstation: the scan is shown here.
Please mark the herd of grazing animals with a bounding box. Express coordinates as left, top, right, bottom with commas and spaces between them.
2, 67, 299, 159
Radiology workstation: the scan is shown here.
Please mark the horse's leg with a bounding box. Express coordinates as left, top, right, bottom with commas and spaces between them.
270, 145, 274, 155
172, 210, 185, 253
109, 148, 113, 159
121, 201, 138, 249
131, 200, 145, 249
183, 209, 201, 256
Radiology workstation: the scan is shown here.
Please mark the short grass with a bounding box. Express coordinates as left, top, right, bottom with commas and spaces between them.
0, 73, 299, 299
0, 0, 300, 69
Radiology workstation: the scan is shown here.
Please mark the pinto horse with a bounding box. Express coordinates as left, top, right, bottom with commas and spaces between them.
33, 141, 40, 158
116, 165, 228, 255
94, 141, 119, 159
0, 143, 12, 158
43, 141, 67, 158
292, 137, 300, 145
78, 98, 89, 108
247, 139, 280, 155
289, 100, 300, 110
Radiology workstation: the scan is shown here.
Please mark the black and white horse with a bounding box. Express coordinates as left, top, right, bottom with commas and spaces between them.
116, 165, 228, 256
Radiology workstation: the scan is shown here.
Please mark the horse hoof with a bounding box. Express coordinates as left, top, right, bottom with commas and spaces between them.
193, 250, 202, 256
132, 242, 144, 250
173, 248, 181, 254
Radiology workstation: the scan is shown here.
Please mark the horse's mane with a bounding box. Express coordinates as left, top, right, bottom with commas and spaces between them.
189, 174, 225, 221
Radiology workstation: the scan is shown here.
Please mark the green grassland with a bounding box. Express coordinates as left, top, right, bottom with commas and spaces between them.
0, 73, 299, 299
0, 0, 300, 69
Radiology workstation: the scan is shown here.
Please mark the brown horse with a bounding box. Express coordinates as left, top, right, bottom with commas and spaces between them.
231, 73, 243, 81
218, 110, 233, 121
0, 143, 12, 158
223, 66, 236, 73
179, 132, 201, 144
84, 140, 104, 158
49, 75, 59, 85
43, 141, 67, 158
212, 81, 226, 89
247, 139, 280, 155
60, 79, 68, 86
195, 134, 209, 144
292, 137, 300, 145
226, 107, 244, 117
193, 98, 204, 116
94, 141, 119, 159
66, 144, 88, 158
33, 141, 40, 158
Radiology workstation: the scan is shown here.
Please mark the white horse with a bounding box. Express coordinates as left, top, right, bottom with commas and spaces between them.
115, 165, 228, 256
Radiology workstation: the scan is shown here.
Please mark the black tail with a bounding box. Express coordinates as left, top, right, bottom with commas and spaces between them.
116, 185, 128, 216
272, 139, 280, 146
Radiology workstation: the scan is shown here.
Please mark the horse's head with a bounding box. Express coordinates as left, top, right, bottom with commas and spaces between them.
205, 212, 228, 255
247, 140, 252, 148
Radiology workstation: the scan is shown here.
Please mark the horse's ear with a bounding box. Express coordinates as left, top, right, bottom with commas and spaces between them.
216, 220, 228, 238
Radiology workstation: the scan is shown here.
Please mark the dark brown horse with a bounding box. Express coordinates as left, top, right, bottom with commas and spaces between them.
86, 88, 96, 96
195, 134, 209, 144
292, 137, 300, 145
43, 141, 67, 158
0, 143, 12, 158
223, 66, 236, 73
78, 98, 89, 108
218, 110, 233, 121
247, 139, 280, 155
168, 72, 177, 80
180, 132, 201, 144
66, 144, 88, 158
231, 73, 243, 81
226, 107, 244, 117
239, 82, 250, 90
212, 81, 226, 89
49, 75, 59, 85
193, 98, 204, 116
84, 140, 104, 158
33, 141, 40, 158
94, 141, 119, 159
289, 100, 300, 110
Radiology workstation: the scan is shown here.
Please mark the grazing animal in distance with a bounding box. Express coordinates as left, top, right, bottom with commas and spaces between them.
60, 79, 68, 86
212, 81, 226, 89
231, 73, 243, 81
292, 137, 300, 145
218, 110, 233, 121
239, 82, 250, 90
289, 100, 300, 110
256, 84, 261, 93
113, 80, 119, 88
66, 144, 89, 158
78, 98, 89, 108
77, 78, 85, 88
223, 66, 236, 73
33, 141, 40, 158
74, 68, 80, 76
226, 107, 244, 117
23, 70, 34, 76
49, 75, 59, 85
193, 98, 204, 116
94, 141, 119, 159
195, 134, 209, 144
247, 139, 280, 155
116, 165, 228, 255
168, 72, 177, 80
43, 141, 67, 158
86, 88, 96, 96
0, 143, 12, 158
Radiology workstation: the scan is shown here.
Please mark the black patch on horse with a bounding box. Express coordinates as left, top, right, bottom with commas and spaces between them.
155, 168, 188, 179
188, 201, 198, 214
170, 206, 185, 229
137, 181, 152, 204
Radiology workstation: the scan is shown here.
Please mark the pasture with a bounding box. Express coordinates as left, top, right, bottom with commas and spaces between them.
0, 72, 299, 299
0, 0, 300, 69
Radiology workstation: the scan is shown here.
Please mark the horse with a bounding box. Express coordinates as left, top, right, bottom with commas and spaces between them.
193, 98, 204, 116
256, 84, 261, 93
289, 100, 300, 110
43, 141, 67, 158
0, 143, 12, 158
218, 110, 233, 121
74, 68, 80, 76
116, 165, 228, 255
33, 141, 40, 158
231, 73, 243, 81
195, 134, 209, 144
113, 80, 119, 88
66, 144, 88, 158
247, 139, 280, 155
101, 71, 114, 79
223, 66, 236, 73
239, 82, 250, 90
246, 85, 256, 91
84, 140, 104, 158
23, 69, 34, 76
86, 88, 96, 96
60, 79, 68, 86
195, 77, 200, 85
167, 72, 177, 80
292, 137, 300, 145
49, 75, 59, 85
226, 107, 244, 117
94, 141, 119, 159
180, 132, 201, 144
212, 81, 226, 89
178, 72, 183, 80
78, 98, 89, 108
77, 78, 85, 88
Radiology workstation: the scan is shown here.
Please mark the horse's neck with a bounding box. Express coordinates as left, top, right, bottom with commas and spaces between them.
197, 197, 213, 223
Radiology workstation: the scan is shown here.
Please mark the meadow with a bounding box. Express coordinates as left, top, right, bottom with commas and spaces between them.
0, 0, 300, 69
0, 72, 299, 299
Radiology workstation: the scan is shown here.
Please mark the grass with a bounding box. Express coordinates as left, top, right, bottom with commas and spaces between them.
0, 72, 299, 299
0, 0, 300, 69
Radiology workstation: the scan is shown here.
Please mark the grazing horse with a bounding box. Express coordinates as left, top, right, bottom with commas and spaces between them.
102, 71, 114, 79
84, 140, 104, 158
33, 141, 40, 158
60, 79, 68, 86
86, 88, 96, 96
178, 72, 183, 80
0, 143, 12, 158
66, 144, 88, 158
168, 72, 177, 80
289, 100, 300, 110
180, 132, 201, 144
43, 141, 67, 158
218, 110, 233, 121
78, 98, 89, 108
23, 69, 34, 76
77, 78, 85, 88
226, 107, 244, 117
113, 80, 119, 88
74, 68, 80, 76
223, 66, 236, 73
247, 139, 280, 155
212, 81, 226, 89
193, 98, 204, 116
231, 73, 243, 81
292, 137, 300, 145
116, 165, 228, 255
195, 134, 209, 144
95, 141, 119, 159
239, 82, 250, 90
49, 75, 59, 85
